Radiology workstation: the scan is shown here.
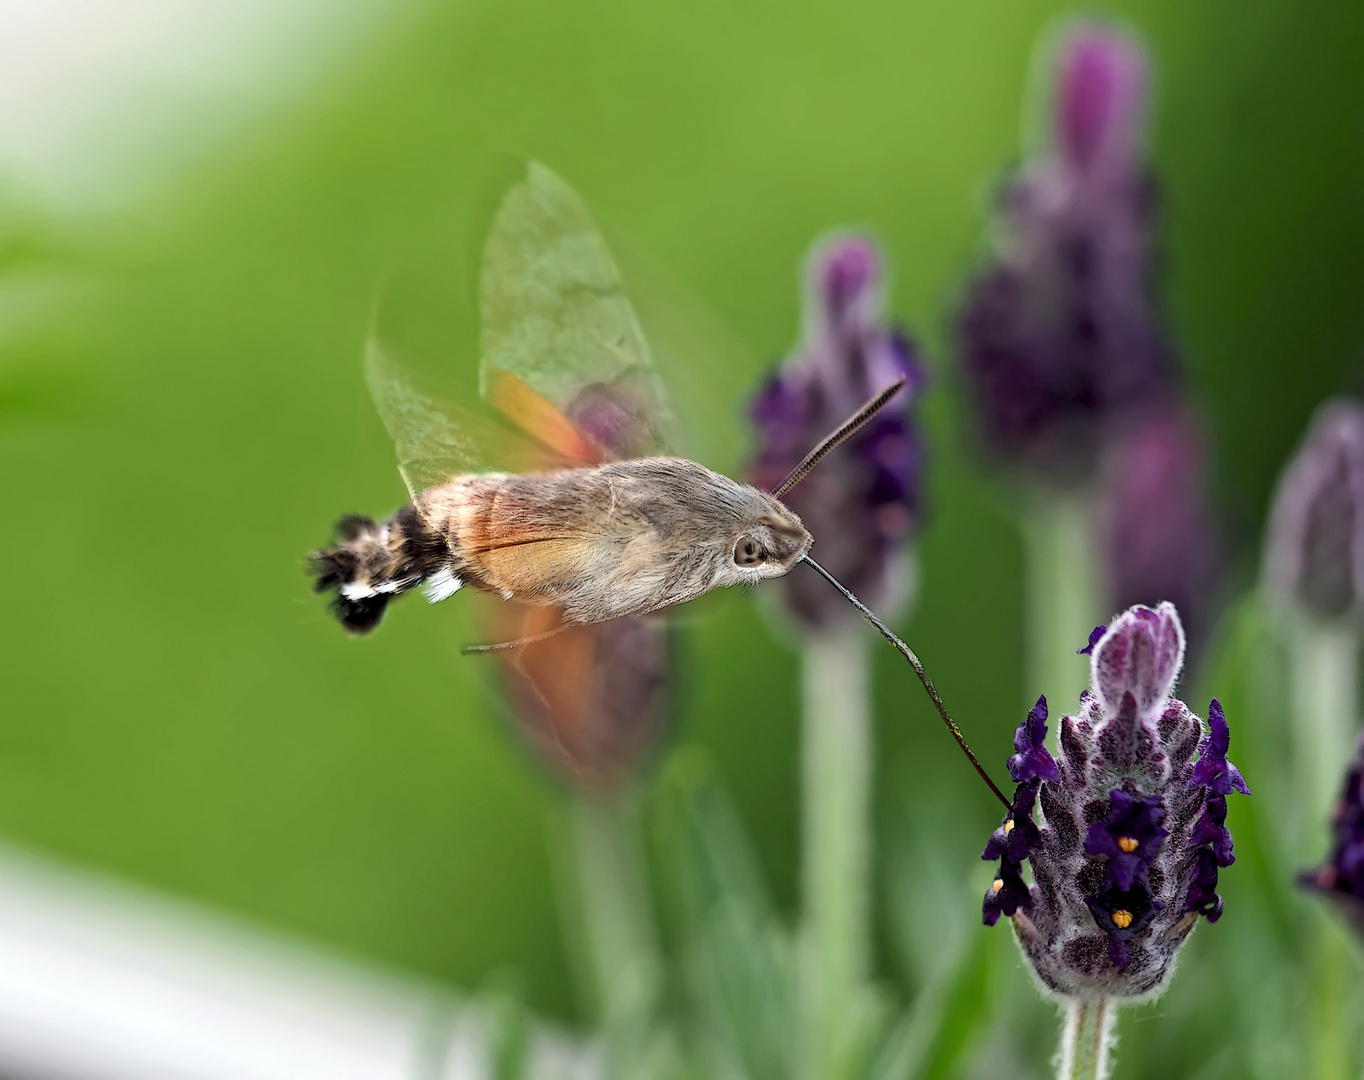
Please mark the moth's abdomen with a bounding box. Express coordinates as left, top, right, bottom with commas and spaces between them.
310, 502, 460, 634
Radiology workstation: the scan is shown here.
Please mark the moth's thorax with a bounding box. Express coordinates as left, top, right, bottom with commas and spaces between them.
412, 457, 811, 623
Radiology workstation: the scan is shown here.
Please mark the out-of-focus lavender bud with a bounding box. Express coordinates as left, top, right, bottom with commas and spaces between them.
1300, 734, 1364, 936
1097, 405, 1219, 649
982, 603, 1250, 997
495, 382, 672, 790
1264, 400, 1364, 621
749, 235, 925, 630
1055, 24, 1147, 176
956, 24, 1173, 479
497, 616, 668, 790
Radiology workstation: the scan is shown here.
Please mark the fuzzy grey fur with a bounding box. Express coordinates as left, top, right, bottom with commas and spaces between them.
412, 457, 811, 625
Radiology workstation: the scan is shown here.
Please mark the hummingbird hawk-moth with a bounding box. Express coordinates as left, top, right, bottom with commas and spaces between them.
309, 161, 1002, 800
310, 162, 860, 638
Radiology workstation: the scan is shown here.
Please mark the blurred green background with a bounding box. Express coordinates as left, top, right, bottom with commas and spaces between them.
2, 0, 1362, 1070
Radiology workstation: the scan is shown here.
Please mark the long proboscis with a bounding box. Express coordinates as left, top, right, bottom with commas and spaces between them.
769, 376, 907, 500
800, 554, 1011, 810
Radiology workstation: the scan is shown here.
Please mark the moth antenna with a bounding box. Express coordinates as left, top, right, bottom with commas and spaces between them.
799, 554, 1011, 809
770, 376, 907, 499
462, 623, 572, 655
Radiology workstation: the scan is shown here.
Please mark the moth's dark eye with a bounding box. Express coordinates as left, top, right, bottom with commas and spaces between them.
734, 537, 767, 567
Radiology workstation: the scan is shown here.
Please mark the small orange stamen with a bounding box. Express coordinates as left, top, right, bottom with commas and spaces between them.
1004, 819, 1016, 835
1111, 909, 1133, 928
1117, 836, 1139, 853
991, 878, 1004, 894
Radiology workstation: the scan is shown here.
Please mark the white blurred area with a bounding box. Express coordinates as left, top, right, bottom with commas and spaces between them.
0, 0, 402, 214
0, 845, 599, 1079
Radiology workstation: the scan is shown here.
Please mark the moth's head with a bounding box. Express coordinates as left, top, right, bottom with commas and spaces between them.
725, 491, 812, 582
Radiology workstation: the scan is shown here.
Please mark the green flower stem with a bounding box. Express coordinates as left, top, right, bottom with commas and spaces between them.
1289, 619, 1359, 831
801, 624, 872, 1073
570, 788, 660, 1026
1057, 996, 1115, 1080
1312, 925, 1350, 1080
1024, 487, 1102, 714
1288, 619, 1359, 1080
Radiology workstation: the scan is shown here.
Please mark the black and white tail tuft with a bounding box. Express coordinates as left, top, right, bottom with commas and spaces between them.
310, 508, 451, 634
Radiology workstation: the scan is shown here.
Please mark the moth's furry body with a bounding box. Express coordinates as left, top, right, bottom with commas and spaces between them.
313, 457, 811, 634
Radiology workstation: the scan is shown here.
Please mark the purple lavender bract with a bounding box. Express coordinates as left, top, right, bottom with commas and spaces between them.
981, 603, 1249, 998
748, 235, 924, 629
956, 24, 1173, 478
1265, 399, 1364, 620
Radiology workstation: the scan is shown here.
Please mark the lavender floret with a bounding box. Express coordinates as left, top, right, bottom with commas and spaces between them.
983, 858, 1033, 927
1189, 700, 1251, 797
1084, 871, 1165, 967
1084, 790, 1168, 891
983, 779, 1045, 864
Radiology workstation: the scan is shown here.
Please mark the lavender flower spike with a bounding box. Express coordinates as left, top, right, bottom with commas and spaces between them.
1265, 399, 1364, 620
981, 602, 1249, 999
956, 23, 1173, 478
749, 234, 925, 629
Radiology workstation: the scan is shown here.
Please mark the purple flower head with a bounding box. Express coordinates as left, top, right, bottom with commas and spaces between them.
496, 612, 669, 790
749, 234, 925, 629
984, 778, 1045, 864
1097, 406, 1220, 651
1084, 789, 1168, 890
1010, 696, 1061, 782
1189, 700, 1250, 796
1301, 734, 1364, 936
983, 858, 1032, 927
985, 602, 1249, 998
1265, 399, 1364, 621
956, 22, 1173, 480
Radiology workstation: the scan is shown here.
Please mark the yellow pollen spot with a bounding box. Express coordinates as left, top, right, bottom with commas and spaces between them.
991, 878, 1004, 894
1111, 909, 1133, 929
1117, 836, 1139, 853
1004, 819, 1016, 835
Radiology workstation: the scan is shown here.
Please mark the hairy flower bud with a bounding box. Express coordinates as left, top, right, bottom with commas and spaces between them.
1264, 400, 1364, 621
748, 235, 924, 629
956, 24, 1173, 479
982, 603, 1249, 997
496, 381, 672, 788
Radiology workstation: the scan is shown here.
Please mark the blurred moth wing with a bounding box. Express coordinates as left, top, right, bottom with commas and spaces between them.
477, 161, 678, 457
366, 160, 690, 783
